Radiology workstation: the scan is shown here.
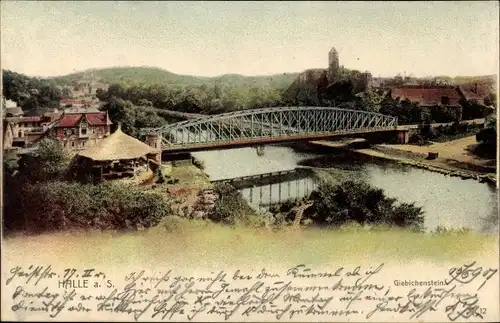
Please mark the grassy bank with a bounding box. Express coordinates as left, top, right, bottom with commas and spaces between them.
3, 218, 498, 267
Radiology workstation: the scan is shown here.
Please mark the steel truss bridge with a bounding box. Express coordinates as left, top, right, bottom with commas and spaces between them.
141, 107, 398, 152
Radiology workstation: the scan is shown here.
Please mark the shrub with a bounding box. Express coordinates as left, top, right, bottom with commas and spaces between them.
476, 127, 496, 146
3, 181, 172, 233
193, 158, 205, 170
209, 183, 265, 227
17, 139, 73, 182
304, 180, 425, 231
156, 169, 165, 184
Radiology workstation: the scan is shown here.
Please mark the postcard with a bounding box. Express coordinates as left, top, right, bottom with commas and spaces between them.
1, 1, 499, 322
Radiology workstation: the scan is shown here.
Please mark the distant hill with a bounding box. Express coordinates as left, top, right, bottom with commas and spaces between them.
47, 67, 300, 88
434, 74, 497, 85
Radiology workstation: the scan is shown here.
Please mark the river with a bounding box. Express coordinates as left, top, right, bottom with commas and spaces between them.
192, 145, 498, 234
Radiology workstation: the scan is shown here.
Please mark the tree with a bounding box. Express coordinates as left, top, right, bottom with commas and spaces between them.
2, 70, 62, 110
476, 121, 496, 147
460, 99, 489, 120
210, 183, 260, 226
17, 139, 72, 182
304, 180, 425, 231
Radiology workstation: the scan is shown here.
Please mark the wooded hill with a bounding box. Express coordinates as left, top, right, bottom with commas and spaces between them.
47, 66, 300, 88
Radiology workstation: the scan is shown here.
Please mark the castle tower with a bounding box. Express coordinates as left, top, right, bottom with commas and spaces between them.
327, 47, 340, 84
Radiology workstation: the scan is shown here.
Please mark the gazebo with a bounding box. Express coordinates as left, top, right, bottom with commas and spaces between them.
74, 125, 162, 182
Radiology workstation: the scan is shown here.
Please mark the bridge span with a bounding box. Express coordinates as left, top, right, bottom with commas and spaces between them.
141, 106, 399, 153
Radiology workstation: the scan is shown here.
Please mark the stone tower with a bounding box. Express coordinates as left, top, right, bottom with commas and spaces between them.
327, 47, 340, 84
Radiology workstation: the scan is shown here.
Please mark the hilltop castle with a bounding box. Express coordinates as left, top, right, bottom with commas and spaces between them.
327, 47, 340, 84
286, 47, 373, 98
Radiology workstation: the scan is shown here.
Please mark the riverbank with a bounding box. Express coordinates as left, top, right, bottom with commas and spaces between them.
3, 219, 498, 264
147, 163, 214, 217
311, 136, 497, 185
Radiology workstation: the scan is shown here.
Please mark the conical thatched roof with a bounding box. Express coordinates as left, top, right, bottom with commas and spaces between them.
77, 125, 160, 161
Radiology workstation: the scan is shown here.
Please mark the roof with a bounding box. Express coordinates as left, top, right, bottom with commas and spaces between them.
5, 106, 24, 116
3, 120, 13, 139
4, 99, 18, 108
389, 87, 462, 106
6, 116, 43, 123
65, 107, 101, 113
77, 125, 160, 161
60, 99, 96, 105
91, 83, 108, 88
55, 111, 111, 128
458, 84, 491, 103
43, 112, 63, 122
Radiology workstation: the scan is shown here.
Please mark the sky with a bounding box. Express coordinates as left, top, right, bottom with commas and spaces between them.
1, 1, 499, 78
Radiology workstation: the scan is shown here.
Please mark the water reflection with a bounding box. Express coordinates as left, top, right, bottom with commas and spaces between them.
193, 145, 498, 234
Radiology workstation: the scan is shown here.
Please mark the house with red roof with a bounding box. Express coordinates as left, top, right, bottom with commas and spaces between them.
60, 98, 99, 108
48, 110, 113, 150
386, 86, 463, 108
457, 83, 493, 106
4, 114, 60, 148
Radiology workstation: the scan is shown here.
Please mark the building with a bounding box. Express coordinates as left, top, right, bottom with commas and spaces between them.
90, 82, 109, 95
386, 86, 463, 107
286, 46, 374, 99
457, 83, 492, 106
3, 120, 14, 150
327, 47, 340, 84
60, 98, 100, 109
49, 110, 113, 150
2, 98, 23, 117
4, 106, 24, 117
3, 113, 62, 148
74, 124, 161, 183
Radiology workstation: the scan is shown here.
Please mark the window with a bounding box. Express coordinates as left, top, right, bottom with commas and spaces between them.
71, 141, 75, 147
81, 127, 87, 135
18, 131, 22, 137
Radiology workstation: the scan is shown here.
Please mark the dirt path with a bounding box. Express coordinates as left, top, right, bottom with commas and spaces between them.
384, 136, 495, 168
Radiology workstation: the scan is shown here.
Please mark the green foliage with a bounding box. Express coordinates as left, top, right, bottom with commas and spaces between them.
304, 180, 425, 231
192, 158, 205, 170
210, 183, 264, 227
2, 70, 62, 111
99, 82, 287, 116
156, 169, 165, 184
460, 99, 490, 120
411, 120, 484, 144
17, 139, 73, 182
3, 151, 19, 176
3, 181, 172, 233
102, 97, 168, 137
48, 67, 299, 88
379, 98, 424, 125
475, 118, 497, 158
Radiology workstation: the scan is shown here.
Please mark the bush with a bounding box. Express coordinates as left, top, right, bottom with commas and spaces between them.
304, 180, 425, 231
476, 127, 496, 146
156, 169, 165, 184
209, 183, 266, 227
3, 181, 172, 233
192, 158, 205, 170
18, 139, 73, 182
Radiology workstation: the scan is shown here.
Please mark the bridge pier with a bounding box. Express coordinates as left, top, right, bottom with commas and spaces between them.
396, 130, 410, 144
145, 134, 162, 164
